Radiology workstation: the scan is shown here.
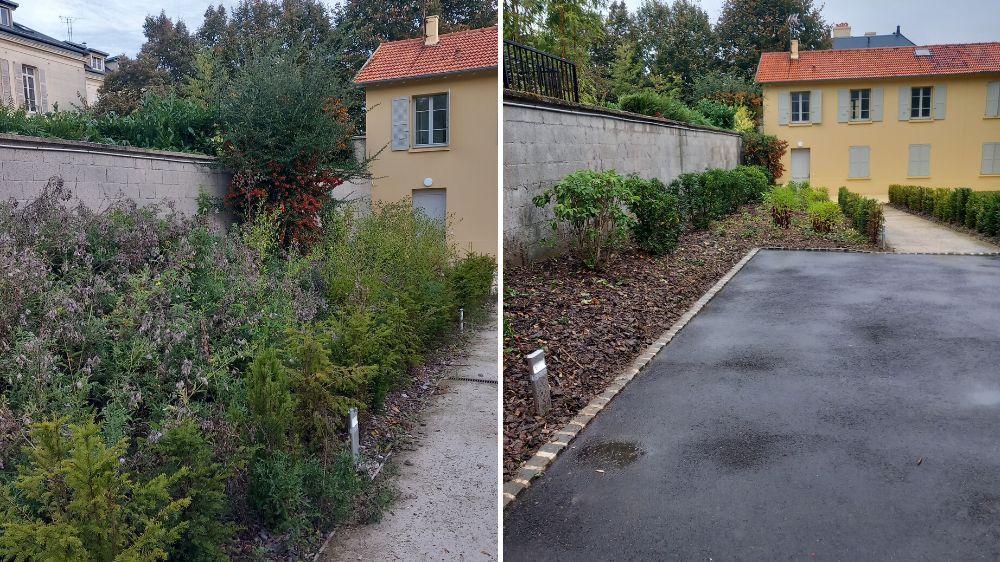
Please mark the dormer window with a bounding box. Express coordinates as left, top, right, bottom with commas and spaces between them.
0, 7, 11, 27
90, 56, 104, 71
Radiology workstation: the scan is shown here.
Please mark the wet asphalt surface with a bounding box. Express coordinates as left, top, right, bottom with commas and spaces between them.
504, 250, 1000, 561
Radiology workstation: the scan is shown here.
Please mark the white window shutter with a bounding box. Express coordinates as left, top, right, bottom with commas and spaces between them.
778, 91, 789, 125
12, 60, 23, 108
898, 86, 910, 120
933, 84, 947, 120
810, 90, 822, 123
0, 59, 9, 107
38, 68, 47, 113
986, 81, 1000, 117
984, 143, 999, 175
871, 88, 884, 121
391, 97, 409, 151
837, 89, 849, 122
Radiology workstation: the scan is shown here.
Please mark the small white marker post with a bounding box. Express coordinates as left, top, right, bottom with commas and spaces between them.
524, 349, 551, 416
459, 307, 465, 332
348, 407, 359, 465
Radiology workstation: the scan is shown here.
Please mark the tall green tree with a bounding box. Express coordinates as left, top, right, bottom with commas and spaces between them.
634, 0, 716, 100
715, 0, 830, 81
140, 11, 199, 82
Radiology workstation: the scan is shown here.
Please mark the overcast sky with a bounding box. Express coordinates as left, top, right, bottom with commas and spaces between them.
14, 0, 336, 58
620, 0, 998, 45
14, 0, 998, 58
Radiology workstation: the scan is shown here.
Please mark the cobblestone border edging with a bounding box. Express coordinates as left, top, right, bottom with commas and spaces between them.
759, 246, 1000, 256
502, 247, 762, 509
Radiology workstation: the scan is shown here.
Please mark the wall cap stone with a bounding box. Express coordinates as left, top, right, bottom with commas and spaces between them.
0, 133, 219, 164
503, 89, 742, 137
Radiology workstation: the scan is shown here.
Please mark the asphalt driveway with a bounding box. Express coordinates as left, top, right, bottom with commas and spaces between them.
504, 250, 1000, 561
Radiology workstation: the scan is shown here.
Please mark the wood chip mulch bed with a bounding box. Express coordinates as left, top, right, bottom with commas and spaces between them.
502, 205, 874, 481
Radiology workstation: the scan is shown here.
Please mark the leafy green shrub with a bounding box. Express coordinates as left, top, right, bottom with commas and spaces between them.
763, 186, 798, 228
449, 253, 497, 314
0, 94, 218, 153
626, 175, 683, 255
0, 419, 190, 561
838, 187, 883, 244
248, 449, 361, 534
220, 42, 360, 245
807, 200, 843, 233
733, 105, 756, 133
741, 131, 787, 184
667, 166, 767, 229
618, 91, 712, 126
148, 421, 236, 562
533, 169, 636, 269
694, 99, 736, 129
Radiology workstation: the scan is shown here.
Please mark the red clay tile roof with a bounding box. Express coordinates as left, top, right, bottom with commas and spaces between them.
756, 42, 1000, 84
354, 26, 498, 85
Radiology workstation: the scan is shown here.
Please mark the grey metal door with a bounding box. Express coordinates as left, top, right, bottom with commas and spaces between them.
791, 148, 810, 182
413, 188, 446, 223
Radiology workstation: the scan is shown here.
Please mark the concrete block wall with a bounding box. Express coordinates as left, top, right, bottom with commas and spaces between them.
503, 94, 742, 263
0, 134, 231, 216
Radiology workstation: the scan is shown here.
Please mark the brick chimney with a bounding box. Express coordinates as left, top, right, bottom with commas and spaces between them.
790, 39, 799, 60
833, 22, 851, 38
425, 15, 439, 46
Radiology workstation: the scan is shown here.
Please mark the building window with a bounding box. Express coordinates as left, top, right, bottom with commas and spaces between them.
983, 143, 1000, 175
21, 65, 38, 113
908, 144, 931, 177
0, 7, 10, 27
848, 146, 870, 179
413, 93, 448, 146
911, 86, 932, 119
850, 89, 870, 121
790, 91, 810, 123
91, 56, 104, 71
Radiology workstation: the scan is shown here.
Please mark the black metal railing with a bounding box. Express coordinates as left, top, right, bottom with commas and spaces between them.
503, 40, 579, 103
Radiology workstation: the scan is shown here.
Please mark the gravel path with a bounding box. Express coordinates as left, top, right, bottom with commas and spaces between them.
883, 206, 999, 253
326, 315, 498, 562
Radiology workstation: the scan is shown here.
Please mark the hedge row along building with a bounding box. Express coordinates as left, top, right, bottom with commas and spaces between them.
757, 40, 1000, 200
354, 18, 498, 256
0, 0, 108, 110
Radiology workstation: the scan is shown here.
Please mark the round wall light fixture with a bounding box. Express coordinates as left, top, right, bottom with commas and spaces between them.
797, 141, 804, 148
423, 177, 433, 187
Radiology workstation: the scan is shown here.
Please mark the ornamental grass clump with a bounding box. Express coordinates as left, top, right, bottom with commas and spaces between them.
807, 200, 843, 233
763, 186, 798, 228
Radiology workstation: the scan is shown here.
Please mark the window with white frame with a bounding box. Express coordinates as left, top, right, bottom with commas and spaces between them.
983, 143, 1000, 175
908, 144, 931, 177
0, 7, 11, 27
911, 86, 932, 119
790, 91, 810, 123
850, 89, 870, 121
21, 65, 38, 113
413, 93, 448, 146
90, 56, 104, 71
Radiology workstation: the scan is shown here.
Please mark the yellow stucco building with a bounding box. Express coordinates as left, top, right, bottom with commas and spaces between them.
757, 41, 1000, 200
354, 19, 498, 256
0, 0, 107, 110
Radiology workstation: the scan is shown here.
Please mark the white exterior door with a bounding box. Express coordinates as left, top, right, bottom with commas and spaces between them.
791, 148, 810, 182
413, 188, 446, 223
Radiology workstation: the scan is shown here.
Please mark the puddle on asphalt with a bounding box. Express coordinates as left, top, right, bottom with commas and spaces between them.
576, 440, 645, 468
689, 429, 795, 471
967, 388, 1000, 406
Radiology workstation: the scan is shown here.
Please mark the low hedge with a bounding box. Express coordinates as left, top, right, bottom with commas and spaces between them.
666, 165, 769, 229
838, 187, 883, 244
889, 184, 1000, 237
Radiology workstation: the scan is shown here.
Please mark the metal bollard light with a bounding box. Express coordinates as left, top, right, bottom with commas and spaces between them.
460, 307, 465, 332
349, 407, 359, 465
524, 349, 552, 416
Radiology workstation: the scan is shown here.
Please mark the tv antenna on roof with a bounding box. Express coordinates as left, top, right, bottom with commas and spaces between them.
787, 14, 801, 39
59, 15, 82, 42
